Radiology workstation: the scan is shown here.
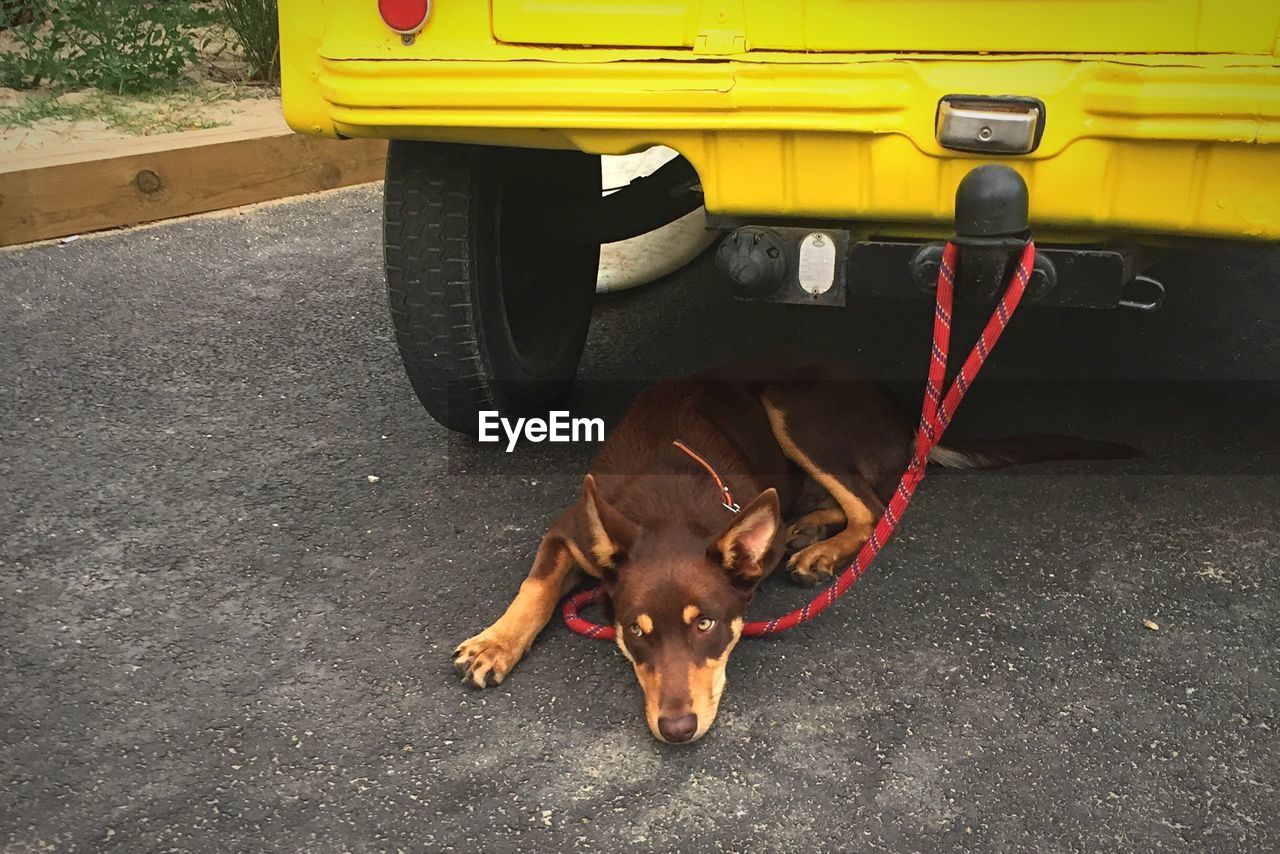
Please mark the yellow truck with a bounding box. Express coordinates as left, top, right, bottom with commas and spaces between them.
279, 1, 1280, 432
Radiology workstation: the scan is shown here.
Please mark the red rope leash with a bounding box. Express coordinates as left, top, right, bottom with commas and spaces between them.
563, 240, 1036, 641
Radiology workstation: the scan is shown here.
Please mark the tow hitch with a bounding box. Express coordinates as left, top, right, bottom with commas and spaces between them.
713, 164, 1165, 311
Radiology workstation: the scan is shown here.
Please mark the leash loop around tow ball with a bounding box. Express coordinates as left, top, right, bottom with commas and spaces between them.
563, 240, 1036, 641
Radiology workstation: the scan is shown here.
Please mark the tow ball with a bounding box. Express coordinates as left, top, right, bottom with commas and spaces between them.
713, 164, 1165, 311
908, 165, 1055, 303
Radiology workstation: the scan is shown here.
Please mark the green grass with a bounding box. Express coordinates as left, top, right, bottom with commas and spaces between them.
0, 96, 97, 126
219, 0, 279, 84
0, 89, 237, 135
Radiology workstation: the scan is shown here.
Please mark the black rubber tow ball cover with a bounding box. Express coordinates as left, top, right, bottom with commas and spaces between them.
954, 164, 1030, 239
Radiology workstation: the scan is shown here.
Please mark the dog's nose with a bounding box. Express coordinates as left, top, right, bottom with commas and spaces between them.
657, 713, 698, 743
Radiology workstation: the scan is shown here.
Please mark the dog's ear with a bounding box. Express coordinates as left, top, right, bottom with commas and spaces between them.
579, 474, 639, 581
711, 488, 781, 588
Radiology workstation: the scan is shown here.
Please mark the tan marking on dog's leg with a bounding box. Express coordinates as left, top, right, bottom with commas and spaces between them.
764, 398, 877, 584
682, 605, 699, 625
453, 536, 579, 688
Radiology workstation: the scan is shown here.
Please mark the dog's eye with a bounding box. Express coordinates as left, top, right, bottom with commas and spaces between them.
629, 623, 643, 638
696, 618, 715, 632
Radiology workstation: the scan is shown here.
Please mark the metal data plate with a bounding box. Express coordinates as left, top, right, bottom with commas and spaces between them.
755, 227, 848, 307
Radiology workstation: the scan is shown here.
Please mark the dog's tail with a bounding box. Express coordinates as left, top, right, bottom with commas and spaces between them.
928, 435, 1140, 471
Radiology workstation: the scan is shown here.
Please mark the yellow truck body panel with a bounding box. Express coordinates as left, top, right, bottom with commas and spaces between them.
280, 1, 1280, 241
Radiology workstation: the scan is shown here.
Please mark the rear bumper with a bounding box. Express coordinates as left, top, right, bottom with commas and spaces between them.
286, 54, 1280, 242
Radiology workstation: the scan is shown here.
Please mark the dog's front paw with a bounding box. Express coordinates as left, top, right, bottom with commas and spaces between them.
453, 630, 522, 688
787, 540, 845, 585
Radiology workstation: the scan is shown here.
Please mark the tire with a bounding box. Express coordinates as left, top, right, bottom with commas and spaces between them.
384, 142, 602, 434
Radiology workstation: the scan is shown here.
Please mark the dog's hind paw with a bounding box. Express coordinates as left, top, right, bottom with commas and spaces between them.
453, 630, 521, 688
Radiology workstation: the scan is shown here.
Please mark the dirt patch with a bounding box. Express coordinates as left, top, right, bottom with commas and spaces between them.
1, 85, 283, 152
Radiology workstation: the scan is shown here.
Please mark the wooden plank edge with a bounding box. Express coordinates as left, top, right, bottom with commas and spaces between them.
1, 128, 388, 247
0, 115, 300, 173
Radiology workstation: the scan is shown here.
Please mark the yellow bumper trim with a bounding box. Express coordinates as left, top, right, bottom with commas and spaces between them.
292, 55, 1280, 241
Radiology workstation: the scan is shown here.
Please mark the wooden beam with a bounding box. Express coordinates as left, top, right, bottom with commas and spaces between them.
0, 116, 388, 246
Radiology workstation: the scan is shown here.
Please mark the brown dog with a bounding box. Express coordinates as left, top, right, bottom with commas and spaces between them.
453, 363, 1134, 743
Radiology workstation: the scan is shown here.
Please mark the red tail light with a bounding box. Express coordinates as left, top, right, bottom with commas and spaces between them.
378, 0, 431, 34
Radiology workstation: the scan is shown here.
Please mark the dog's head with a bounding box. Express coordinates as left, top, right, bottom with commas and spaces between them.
578, 475, 781, 744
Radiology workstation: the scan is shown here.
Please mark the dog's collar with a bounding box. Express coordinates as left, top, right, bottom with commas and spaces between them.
671, 440, 740, 513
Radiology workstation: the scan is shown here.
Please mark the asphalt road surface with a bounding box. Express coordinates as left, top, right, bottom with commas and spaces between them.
3, 185, 1278, 852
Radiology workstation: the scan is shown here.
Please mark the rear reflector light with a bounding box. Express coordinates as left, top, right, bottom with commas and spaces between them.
935, 95, 1045, 155
378, 0, 431, 34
